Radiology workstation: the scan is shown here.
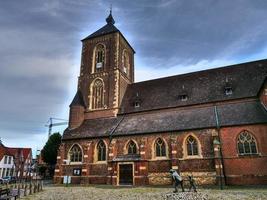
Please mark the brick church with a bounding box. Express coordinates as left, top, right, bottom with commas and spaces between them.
54, 12, 267, 186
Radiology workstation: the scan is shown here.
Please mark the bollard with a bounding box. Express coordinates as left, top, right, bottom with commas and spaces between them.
37, 182, 40, 192
41, 180, 43, 191
33, 183, 36, 193
18, 184, 21, 198
29, 183, 32, 195
24, 184, 27, 196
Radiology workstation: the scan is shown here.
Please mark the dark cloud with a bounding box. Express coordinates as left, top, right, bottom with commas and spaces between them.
0, 0, 266, 149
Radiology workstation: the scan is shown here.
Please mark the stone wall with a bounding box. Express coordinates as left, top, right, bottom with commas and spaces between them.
148, 172, 172, 185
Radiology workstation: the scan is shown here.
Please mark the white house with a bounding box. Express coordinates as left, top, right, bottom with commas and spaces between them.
0, 143, 15, 178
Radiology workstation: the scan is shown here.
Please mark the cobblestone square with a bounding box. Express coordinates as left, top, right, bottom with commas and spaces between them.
21, 185, 267, 200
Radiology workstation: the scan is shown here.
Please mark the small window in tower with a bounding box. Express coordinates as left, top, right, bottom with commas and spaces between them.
225, 86, 233, 95
179, 94, 188, 101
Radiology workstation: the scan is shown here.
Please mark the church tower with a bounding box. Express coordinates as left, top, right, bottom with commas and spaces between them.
69, 12, 135, 129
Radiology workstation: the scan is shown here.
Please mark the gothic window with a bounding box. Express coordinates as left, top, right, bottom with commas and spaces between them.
127, 140, 137, 154
122, 50, 130, 75
186, 136, 199, 156
155, 138, 166, 157
69, 145, 83, 162
97, 140, 106, 161
237, 131, 258, 155
95, 44, 105, 71
91, 79, 104, 109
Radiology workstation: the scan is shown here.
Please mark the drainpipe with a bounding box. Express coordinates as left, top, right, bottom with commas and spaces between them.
214, 106, 226, 189
108, 115, 125, 185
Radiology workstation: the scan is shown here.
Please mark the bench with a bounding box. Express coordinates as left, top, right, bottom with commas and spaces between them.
0, 188, 18, 200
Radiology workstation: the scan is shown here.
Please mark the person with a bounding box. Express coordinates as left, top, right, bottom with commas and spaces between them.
188, 175, 197, 192
169, 169, 185, 193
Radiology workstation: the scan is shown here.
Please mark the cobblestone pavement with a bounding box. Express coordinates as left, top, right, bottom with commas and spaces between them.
21, 185, 267, 200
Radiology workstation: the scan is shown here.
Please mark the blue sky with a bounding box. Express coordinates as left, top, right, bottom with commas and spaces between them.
0, 0, 267, 154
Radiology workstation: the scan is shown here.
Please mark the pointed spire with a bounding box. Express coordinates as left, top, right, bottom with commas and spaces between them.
106, 5, 115, 25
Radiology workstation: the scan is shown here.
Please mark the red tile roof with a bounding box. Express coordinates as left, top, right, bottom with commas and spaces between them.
0, 144, 13, 161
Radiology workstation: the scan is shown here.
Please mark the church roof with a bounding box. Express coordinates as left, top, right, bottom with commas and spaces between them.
70, 90, 86, 107
0, 144, 13, 161
62, 100, 267, 140
81, 13, 135, 53
119, 59, 267, 114
63, 59, 267, 140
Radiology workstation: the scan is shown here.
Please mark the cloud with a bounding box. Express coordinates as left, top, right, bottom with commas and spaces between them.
0, 0, 266, 149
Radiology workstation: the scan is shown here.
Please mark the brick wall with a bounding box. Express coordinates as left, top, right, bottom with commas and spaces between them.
55, 129, 217, 186
220, 124, 267, 185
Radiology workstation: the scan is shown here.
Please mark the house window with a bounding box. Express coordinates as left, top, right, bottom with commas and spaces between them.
155, 138, 166, 157
4, 156, 7, 164
237, 131, 258, 155
94, 44, 105, 71
186, 136, 199, 156
8, 157, 11, 164
69, 145, 83, 162
225, 87, 233, 95
127, 140, 137, 154
97, 140, 106, 161
91, 79, 104, 109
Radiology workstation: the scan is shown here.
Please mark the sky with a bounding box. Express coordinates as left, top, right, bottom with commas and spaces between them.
0, 0, 267, 155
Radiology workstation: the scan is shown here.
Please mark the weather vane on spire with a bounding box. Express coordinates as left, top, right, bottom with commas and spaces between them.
106, 3, 115, 24
110, 4, 112, 14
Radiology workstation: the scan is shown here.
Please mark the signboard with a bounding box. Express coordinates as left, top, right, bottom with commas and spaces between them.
63, 176, 71, 184
73, 168, 81, 176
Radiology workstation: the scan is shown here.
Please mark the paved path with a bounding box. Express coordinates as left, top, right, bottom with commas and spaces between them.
21, 185, 267, 200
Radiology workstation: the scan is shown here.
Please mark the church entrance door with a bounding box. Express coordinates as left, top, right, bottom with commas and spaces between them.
119, 164, 133, 185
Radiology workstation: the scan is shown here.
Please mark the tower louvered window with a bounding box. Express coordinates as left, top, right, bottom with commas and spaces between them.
237, 131, 258, 155
95, 44, 105, 71
92, 79, 104, 109
155, 138, 166, 157
122, 50, 130, 75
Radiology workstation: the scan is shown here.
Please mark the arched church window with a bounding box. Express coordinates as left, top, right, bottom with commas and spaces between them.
91, 79, 104, 109
97, 140, 106, 161
127, 140, 137, 154
186, 136, 199, 156
95, 44, 105, 71
69, 144, 83, 162
155, 138, 166, 157
122, 50, 130, 75
237, 131, 258, 155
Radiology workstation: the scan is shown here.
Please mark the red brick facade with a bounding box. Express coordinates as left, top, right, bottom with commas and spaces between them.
220, 125, 267, 185
55, 14, 267, 186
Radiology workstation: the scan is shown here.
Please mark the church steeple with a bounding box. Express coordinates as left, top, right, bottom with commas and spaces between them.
68, 11, 135, 124
106, 9, 115, 24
